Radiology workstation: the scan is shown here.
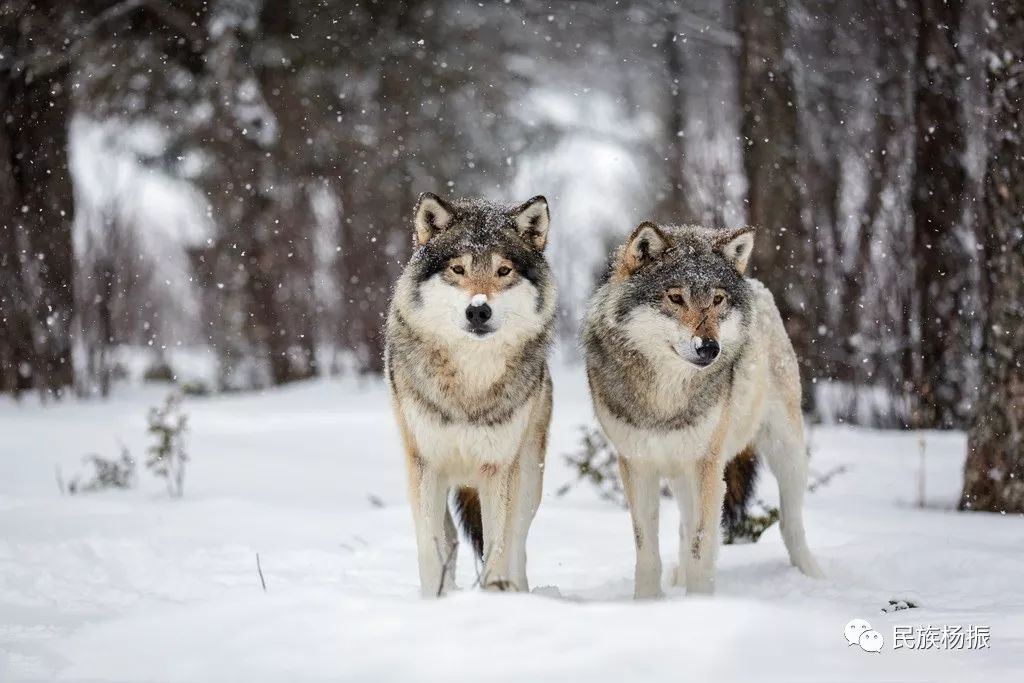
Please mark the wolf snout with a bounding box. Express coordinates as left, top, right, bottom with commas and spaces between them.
465, 302, 493, 335
692, 337, 720, 366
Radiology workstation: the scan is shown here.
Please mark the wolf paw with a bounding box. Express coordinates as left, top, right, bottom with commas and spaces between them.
633, 579, 664, 600
633, 587, 664, 600
483, 577, 518, 592
793, 553, 825, 579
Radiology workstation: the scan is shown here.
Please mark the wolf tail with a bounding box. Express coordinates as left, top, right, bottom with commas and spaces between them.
452, 487, 484, 559
721, 446, 759, 540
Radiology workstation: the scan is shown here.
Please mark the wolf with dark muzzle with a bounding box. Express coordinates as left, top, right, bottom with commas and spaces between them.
386, 192, 556, 597
583, 221, 823, 599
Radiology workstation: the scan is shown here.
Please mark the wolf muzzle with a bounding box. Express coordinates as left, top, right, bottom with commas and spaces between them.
465, 302, 493, 336
692, 337, 720, 365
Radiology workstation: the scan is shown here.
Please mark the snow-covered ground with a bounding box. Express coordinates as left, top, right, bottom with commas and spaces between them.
1, 365, 1021, 682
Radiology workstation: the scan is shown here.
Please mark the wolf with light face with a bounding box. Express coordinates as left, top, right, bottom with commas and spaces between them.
583, 221, 823, 599
386, 192, 555, 597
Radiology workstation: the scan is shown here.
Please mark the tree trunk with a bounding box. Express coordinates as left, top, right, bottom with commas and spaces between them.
910, 0, 969, 428
738, 0, 815, 411
254, 1, 318, 384
0, 55, 75, 396
656, 12, 697, 225
0, 76, 35, 395
959, 3, 1024, 513
339, 1, 423, 374
850, 0, 911, 405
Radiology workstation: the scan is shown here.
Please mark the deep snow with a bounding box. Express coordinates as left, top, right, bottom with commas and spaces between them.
1, 366, 1022, 682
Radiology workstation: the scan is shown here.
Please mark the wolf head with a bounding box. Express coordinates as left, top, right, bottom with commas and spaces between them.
605, 221, 756, 369
396, 192, 555, 342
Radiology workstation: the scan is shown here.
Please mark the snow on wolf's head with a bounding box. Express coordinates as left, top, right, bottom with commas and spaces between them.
396, 192, 556, 344
606, 222, 756, 369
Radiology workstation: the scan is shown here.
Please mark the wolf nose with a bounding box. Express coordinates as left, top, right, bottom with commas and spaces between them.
466, 303, 492, 326
694, 339, 720, 364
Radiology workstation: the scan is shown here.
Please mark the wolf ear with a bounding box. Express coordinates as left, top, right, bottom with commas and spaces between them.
714, 227, 755, 274
510, 195, 550, 251
623, 221, 670, 275
413, 192, 456, 246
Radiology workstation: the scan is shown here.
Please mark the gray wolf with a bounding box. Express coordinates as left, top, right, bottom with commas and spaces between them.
385, 192, 555, 597
583, 221, 823, 598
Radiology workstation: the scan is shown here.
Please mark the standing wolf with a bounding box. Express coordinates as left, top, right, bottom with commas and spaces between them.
583, 221, 823, 599
386, 192, 556, 597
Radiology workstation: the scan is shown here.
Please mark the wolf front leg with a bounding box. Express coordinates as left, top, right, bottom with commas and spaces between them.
684, 454, 727, 594
619, 456, 663, 599
478, 457, 526, 591
507, 387, 552, 592
508, 446, 544, 592
667, 465, 697, 588
406, 453, 456, 598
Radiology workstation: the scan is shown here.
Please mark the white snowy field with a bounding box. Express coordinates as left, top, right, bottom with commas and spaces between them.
1, 365, 1022, 682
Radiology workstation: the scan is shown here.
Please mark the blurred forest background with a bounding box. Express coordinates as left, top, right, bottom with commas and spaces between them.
1, 2, 1022, 508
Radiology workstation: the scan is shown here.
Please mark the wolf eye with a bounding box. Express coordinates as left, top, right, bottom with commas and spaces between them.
713, 294, 726, 306
668, 293, 684, 305
497, 266, 512, 277
450, 265, 465, 275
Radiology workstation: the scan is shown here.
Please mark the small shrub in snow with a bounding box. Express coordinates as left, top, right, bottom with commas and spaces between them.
64, 446, 136, 494
556, 425, 627, 507
146, 392, 189, 498
180, 380, 211, 397
143, 360, 175, 383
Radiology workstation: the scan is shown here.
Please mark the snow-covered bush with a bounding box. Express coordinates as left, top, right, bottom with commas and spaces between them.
64, 447, 136, 494
146, 392, 189, 498
556, 425, 626, 507
142, 360, 175, 383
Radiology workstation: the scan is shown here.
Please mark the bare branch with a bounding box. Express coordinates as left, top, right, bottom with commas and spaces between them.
256, 553, 267, 592
807, 465, 849, 494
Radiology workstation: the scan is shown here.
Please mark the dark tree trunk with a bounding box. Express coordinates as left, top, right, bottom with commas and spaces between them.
656, 12, 697, 225
95, 258, 115, 398
738, 0, 816, 410
0, 77, 35, 395
910, 0, 969, 428
851, 0, 912, 400
339, 1, 424, 374
0, 9, 76, 396
254, 2, 317, 384
959, 3, 1024, 513
338, 187, 395, 375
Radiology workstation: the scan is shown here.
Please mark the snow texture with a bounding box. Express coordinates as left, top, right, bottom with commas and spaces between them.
1, 365, 1021, 681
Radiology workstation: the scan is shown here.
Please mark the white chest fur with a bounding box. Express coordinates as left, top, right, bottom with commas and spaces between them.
402, 393, 535, 475
399, 333, 537, 478
596, 400, 723, 477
